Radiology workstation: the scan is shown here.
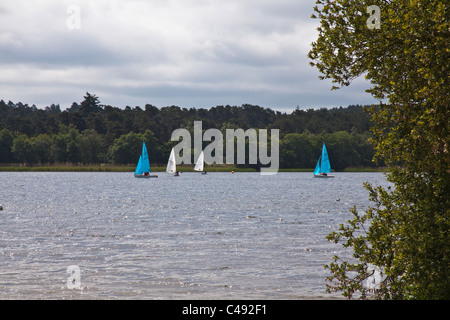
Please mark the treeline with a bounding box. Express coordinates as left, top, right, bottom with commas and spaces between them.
0, 93, 377, 170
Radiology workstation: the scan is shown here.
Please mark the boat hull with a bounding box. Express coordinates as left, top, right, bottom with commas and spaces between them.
314, 174, 334, 178
134, 174, 158, 178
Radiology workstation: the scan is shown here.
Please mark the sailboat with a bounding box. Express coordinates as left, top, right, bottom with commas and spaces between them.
166, 148, 179, 176
314, 143, 334, 178
194, 151, 207, 174
134, 141, 158, 178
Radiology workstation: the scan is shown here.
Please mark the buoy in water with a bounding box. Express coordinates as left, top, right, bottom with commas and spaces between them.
0, 205, 3, 211
231, 171, 234, 174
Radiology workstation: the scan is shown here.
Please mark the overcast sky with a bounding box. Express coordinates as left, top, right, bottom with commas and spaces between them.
0, 0, 377, 112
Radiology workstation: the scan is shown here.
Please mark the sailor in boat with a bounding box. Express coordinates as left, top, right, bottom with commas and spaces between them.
144, 172, 149, 176
174, 170, 179, 176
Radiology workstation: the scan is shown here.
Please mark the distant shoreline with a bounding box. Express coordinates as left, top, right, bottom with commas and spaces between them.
0, 165, 386, 173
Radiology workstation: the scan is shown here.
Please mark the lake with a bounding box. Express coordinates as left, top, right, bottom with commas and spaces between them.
0, 171, 387, 299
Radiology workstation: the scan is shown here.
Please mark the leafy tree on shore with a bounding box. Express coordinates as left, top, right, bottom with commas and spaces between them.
0, 129, 14, 163
79, 129, 106, 164
12, 134, 34, 164
31, 134, 52, 164
0, 96, 378, 169
108, 131, 143, 165
80, 92, 102, 115
309, 0, 449, 299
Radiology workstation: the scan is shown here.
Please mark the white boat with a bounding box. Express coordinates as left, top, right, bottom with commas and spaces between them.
314, 143, 334, 178
194, 151, 207, 174
134, 141, 158, 178
166, 148, 179, 176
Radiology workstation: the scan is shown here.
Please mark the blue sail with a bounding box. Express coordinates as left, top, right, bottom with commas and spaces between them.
314, 143, 332, 175
321, 143, 331, 173
135, 141, 151, 175
314, 155, 321, 175
141, 142, 150, 172
135, 155, 143, 175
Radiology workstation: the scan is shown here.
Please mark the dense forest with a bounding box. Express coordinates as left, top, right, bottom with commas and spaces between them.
0, 92, 378, 170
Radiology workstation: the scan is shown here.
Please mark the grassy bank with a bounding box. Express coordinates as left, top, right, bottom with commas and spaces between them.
0, 164, 255, 172
0, 164, 134, 172
277, 168, 312, 172
0, 164, 385, 172
343, 166, 387, 172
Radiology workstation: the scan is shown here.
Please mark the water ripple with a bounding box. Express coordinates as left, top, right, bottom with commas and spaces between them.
0, 172, 387, 299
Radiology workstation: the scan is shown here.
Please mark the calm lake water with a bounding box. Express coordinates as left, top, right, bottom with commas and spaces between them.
0, 171, 387, 299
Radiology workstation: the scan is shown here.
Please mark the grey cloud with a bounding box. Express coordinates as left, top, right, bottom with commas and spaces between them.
0, 0, 375, 112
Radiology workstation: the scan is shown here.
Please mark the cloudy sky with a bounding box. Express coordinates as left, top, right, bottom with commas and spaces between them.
0, 0, 376, 112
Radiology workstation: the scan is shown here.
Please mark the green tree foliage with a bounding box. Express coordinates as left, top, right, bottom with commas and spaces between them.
12, 134, 34, 164
66, 128, 81, 164
0, 129, 14, 163
79, 129, 106, 164
108, 131, 143, 165
309, 0, 449, 299
31, 134, 52, 164
280, 130, 375, 170
80, 92, 102, 115
1, 91, 378, 169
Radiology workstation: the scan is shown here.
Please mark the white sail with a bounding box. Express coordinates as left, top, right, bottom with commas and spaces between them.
194, 151, 204, 172
166, 148, 177, 173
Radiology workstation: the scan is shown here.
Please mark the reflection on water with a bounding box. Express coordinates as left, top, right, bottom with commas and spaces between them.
0, 172, 387, 299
